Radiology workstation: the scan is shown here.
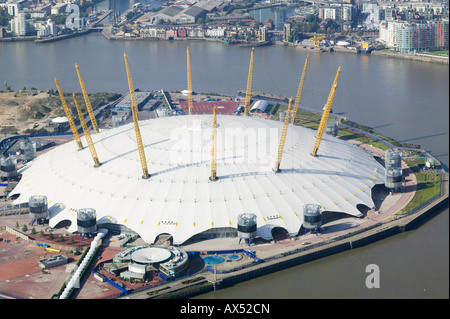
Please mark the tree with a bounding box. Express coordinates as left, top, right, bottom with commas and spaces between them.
49, 232, 54, 240
59, 234, 64, 242
22, 224, 28, 232
40, 230, 45, 237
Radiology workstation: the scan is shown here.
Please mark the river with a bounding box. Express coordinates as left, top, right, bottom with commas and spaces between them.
0, 3, 448, 299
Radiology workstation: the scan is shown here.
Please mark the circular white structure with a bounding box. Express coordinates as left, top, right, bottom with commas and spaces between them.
131, 247, 172, 264
10, 114, 385, 244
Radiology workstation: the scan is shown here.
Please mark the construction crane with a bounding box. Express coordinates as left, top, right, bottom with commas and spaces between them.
210, 105, 218, 181
72, 93, 101, 167
124, 52, 150, 179
309, 35, 326, 47
311, 67, 341, 157
186, 47, 193, 115
54, 79, 83, 151
75, 63, 99, 134
244, 47, 255, 116
273, 97, 293, 173
290, 55, 309, 125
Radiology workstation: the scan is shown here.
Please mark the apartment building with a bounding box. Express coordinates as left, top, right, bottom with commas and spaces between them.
380, 18, 449, 53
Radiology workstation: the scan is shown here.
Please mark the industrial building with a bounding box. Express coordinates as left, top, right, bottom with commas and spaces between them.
149, 4, 207, 24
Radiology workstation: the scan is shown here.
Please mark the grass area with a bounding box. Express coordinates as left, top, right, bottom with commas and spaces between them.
400, 171, 441, 214
23, 92, 120, 120
270, 105, 395, 151
338, 127, 391, 151
398, 158, 442, 214
423, 50, 449, 56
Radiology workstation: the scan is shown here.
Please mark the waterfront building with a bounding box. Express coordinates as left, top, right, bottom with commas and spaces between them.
35, 18, 56, 37
10, 12, 27, 36
206, 26, 226, 38
380, 18, 449, 53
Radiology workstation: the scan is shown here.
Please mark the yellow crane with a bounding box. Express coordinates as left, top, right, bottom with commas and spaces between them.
244, 47, 255, 116
54, 79, 83, 151
210, 105, 218, 181
309, 35, 326, 47
75, 63, 99, 134
273, 97, 293, 173
72, 93, 101, 167
290, 55, 309, 125
311, 67, 341, 157
186, 47, 193, 115
124, 52, 150, 179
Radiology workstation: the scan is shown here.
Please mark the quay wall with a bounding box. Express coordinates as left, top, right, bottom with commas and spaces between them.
371, 50, 449, 64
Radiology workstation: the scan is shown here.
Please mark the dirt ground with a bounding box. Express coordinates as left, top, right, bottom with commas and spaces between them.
0, 91, 55, 133
0, 232, 80, 299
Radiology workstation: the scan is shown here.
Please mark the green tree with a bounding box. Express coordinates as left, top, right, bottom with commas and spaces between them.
40, 230, 45, 237
22, 224, 28, 232
59, 234, 64, 242
49, 232, 54, 240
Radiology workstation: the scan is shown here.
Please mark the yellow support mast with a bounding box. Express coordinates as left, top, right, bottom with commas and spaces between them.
75, 63, 99, 134
311, 67, 341, 157
210, 105, 218, 181
290, 55, 309, 125
54, 79, 83, 151
273, 97, 293, 173
244, 47, 255, 116
124, 53, 150, 179
72, 94, 101, 167
187, 47, 193, 115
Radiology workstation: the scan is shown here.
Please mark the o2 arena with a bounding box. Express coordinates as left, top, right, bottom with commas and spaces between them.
7, 53, 387, 246
9, 112, 385, 245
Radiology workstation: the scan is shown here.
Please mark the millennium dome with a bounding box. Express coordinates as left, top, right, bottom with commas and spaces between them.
10, 114, 385, 244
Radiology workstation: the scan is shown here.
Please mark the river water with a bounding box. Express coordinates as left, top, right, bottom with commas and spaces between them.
0, 2, 448, 299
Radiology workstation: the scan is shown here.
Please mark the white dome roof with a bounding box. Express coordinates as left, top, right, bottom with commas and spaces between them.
11, 115, 385, 244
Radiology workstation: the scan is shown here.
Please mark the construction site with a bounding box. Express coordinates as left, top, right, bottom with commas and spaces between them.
0, 47, 447, 299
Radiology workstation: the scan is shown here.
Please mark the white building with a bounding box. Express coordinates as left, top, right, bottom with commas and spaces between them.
206, 26, 225, 37
6, 0, 28, 17
379, 20, 404, 48
11, 12, 27, 36
36, 19, 56, 37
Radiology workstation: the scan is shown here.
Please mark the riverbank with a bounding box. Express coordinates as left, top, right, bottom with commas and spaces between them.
371, 50, 449, 64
